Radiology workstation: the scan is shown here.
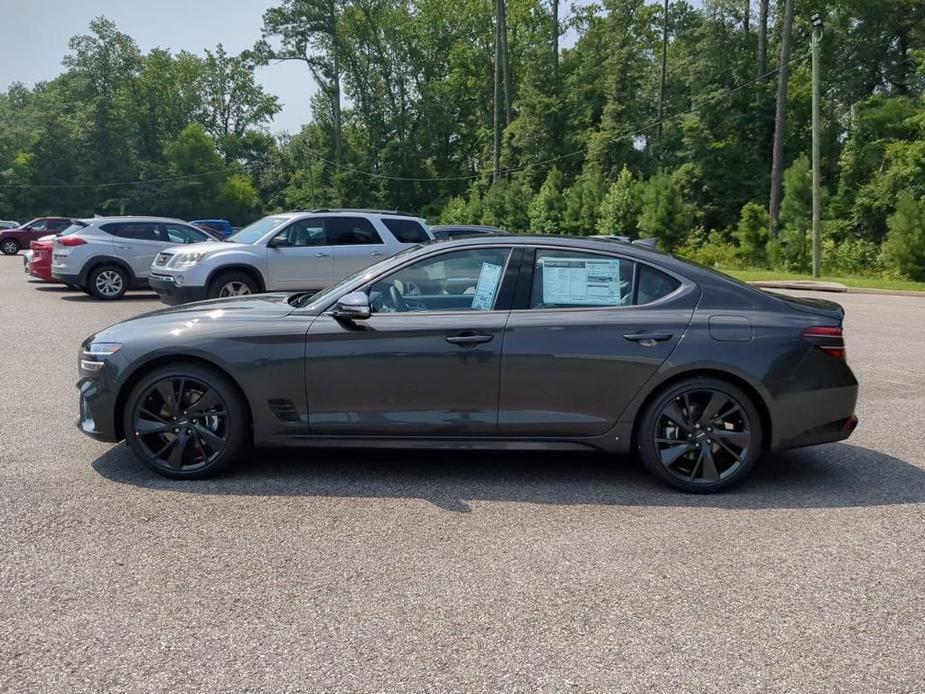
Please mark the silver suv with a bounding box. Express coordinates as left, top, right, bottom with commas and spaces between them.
51, 216, 217, 300
148, 209, 433, 305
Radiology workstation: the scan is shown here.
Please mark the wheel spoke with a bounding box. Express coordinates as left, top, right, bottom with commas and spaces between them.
659, 442, 693, 466
135, 418, 171, 435
155, 381, 177, 415
140, 407, 169, 423
700, 392, 730, 426
165, 434, 188, 469
662, 402, 692, 433
188, 389, 221, 416
711, 429, 750, 448
193, 423, 226, 452
192, 433, 211, 463
715, 437, 745, 463
700, 446, 720, 482
175, 378, 187, 412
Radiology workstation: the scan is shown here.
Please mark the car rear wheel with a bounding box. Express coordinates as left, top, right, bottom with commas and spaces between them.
209, 271, 259, 299
88, 265, 128, 300
1, 239, 19, 255
123, 363, 249, 479
638, 377, 762, 493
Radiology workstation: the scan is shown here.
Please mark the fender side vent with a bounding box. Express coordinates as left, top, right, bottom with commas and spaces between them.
268, 399, 300, 423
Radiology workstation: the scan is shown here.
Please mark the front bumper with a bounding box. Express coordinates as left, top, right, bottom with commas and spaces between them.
149, 274, 209, 305
77, 376, 120, 442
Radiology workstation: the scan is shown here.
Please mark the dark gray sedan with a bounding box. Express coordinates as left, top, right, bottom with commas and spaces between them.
76, 235, 858, 492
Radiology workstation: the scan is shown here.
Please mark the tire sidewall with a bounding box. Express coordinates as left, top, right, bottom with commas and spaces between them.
122, 362, 249, 479
638, 377, 762, 493
89, 265, 128, 300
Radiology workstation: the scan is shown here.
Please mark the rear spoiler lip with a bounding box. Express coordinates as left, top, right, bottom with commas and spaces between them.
764, 290, 845, 323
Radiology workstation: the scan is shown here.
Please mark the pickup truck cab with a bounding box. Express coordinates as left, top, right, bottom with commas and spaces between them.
148, 209, 433, 304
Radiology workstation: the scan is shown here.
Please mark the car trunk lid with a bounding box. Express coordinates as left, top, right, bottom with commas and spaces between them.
765, 291, 845, 323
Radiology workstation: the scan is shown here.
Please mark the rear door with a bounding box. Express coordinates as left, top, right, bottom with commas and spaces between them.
329, 217, 389, 279
107, 222, 165, 280
266, 217, 333, 290
498, 248, 699, 436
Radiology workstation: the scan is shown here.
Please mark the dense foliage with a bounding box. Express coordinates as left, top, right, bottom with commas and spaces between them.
1, 2, 924, 278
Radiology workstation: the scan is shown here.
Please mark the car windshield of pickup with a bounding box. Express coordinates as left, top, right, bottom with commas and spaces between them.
225, 216, 288, 244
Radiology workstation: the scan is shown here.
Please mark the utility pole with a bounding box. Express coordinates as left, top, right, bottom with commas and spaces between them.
810, 12, 823, 278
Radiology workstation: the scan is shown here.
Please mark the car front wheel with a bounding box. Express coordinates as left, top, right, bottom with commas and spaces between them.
637, 377, 762, 493
1, 239, 20, 255
209, 271, 258, 299
123, 363, 249, 479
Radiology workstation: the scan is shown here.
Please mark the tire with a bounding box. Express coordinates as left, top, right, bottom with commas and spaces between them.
637, 377, 762, 493
88, 264, 128, 300
123, 362, 249, 479
208, 271, 259, 299
1, 239, 20, 255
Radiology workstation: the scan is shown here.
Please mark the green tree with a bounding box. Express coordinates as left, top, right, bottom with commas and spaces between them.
637, 171, 690, 250
597, 165, 641, 237
733, 202, 771, 267
778, 153, 813, 272
564, 161, 606, 235
528, 166, 566, 233
881, 194, 925, 280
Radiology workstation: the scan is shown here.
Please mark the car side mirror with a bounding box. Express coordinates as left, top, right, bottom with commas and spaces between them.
330, 291, 371, 320
267, 236, 288, 248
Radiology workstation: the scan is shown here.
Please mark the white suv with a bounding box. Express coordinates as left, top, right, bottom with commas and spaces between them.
148, 209, 433, 305
51, 217, 217, 300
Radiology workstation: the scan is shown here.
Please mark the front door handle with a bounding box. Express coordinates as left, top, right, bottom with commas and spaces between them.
115, 245, 132, 250
445, 333, 493, 346
624, 331, 673, 344
316, 252, 330, 258
371, 251, 383, 257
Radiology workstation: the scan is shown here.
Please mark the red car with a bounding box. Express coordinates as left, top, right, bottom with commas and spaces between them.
0, 217, 72, 255
27, 221, 87, 282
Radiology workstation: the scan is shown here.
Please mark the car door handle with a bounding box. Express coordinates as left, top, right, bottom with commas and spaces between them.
316, 252, 330, 258
115, 245, 132, 250
370, 251, 383, 257
445, 333, 493, 346
624, 331, 673, 343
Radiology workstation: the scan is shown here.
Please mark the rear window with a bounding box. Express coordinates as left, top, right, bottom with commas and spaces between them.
100, 222, 160, 241
382, 218, 430, 243
326, 217, 383, 245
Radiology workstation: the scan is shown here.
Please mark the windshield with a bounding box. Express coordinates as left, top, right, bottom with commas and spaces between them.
298, 245, 423, 308
225, 216, 288, 244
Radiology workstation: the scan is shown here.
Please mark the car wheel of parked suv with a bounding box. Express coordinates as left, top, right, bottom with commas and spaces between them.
209, 271, 258, 299
123, 362, 249, 479
88, 265, 128, 300
1, 239, 19, 255
637, 377, 762, 493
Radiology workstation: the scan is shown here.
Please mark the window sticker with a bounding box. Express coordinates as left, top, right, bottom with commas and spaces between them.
470, 262, 504, 310
541, 256, 622, 305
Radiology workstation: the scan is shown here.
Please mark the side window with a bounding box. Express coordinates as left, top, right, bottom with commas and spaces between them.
48, 220, 68, 231
327, 217, 383, 245
163, 224, 209, 244
381, 218, 429, 243
529, 250, 634, 309
273, 219, 327, 247
368, 248, 511, 313
636, 265, 680, 305
29, 220, 48, 231
100, 223, 158, 241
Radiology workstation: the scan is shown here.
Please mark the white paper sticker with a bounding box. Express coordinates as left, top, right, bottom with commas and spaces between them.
470, 262, 504, 310
541, 256, 623, 305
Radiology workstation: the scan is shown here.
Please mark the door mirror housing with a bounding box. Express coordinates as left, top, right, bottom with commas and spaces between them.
331, 291, 371, 320
267, 236, 289, 248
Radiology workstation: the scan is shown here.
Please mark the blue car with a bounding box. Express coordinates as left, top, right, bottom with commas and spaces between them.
191, 219, 233, 238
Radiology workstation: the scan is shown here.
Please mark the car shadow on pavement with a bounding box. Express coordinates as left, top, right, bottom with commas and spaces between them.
60, 292, 158, 302
91, 442, 925, 512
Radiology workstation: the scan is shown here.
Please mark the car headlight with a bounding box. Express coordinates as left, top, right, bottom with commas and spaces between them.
172, 251, 210, 268
83, 342, 122, 356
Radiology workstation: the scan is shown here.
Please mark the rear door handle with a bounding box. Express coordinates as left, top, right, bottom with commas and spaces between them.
371, 251, 383, 257
445, 333, 493, 346
624, 331, 673, 343
316, 252, 330, 258
115, 245, 132, 250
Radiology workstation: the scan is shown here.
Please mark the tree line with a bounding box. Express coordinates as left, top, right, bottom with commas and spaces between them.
1, 1, 924, 278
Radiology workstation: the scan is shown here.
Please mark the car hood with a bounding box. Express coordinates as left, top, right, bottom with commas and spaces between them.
90, 293, 297, 342
163, 240, 230, 256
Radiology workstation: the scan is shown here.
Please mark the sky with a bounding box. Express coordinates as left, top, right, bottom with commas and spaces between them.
0, 0, 315, 133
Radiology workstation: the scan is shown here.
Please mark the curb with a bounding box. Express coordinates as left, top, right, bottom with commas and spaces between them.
748, 280, 925, 298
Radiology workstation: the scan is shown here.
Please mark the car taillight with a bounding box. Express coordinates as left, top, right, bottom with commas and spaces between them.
57, 237, 87, 247
802, 325, 846, 359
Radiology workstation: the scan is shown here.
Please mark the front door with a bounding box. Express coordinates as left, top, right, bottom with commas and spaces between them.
266, 218, 333, 290
499, 248, 699, 436
306, 246, 516, 435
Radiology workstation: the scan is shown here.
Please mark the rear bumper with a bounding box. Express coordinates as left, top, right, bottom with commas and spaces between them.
28, 258, 55, 282
53, 271, 84, 286
149, 274, 209, 305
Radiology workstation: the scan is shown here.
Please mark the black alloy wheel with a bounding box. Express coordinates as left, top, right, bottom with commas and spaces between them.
124, 364, 248, 478
639, 378, 762, 493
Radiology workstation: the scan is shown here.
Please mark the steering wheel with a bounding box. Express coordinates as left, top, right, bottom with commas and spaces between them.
389, 285, 407, 312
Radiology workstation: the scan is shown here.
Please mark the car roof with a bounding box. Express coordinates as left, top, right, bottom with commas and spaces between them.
81, 216, 190, 224
271, 209, 426, 221
431, 224, 506, 232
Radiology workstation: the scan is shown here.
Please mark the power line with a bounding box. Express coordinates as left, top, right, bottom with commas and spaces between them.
0, 167, 237, 190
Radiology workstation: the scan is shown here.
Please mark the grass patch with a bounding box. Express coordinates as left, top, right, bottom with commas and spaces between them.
720, 268, 925, 293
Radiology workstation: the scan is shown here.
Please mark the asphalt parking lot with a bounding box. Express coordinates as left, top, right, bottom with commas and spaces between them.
1, 257, 923, 693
